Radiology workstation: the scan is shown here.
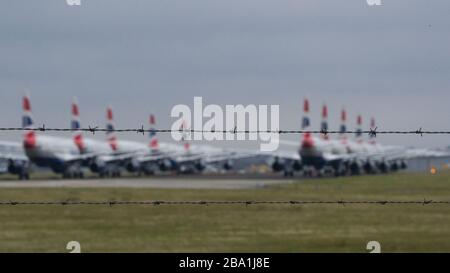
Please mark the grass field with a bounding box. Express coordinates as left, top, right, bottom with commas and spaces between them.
1, 171, 450, 252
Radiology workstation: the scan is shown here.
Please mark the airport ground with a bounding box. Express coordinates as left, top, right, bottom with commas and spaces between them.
0, 171, 450, 252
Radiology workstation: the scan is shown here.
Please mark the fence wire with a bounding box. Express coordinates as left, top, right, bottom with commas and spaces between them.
0, 199, 448, 206
1, 126, 450, 137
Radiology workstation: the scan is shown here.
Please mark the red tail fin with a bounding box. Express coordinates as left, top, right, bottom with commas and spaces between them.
106, 106, 118, 151
303, 98, 309, 113
340, 108, 348, 143
321, 104, 329, 140
356, 115, 363, 143
71, 98, 85, 152
22, 94, 36, 149
341, 109, 346, 122
149, 114, 159, 150
301, 98, 314, 148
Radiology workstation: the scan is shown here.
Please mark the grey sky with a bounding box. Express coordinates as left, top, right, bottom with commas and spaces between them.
0, 0, 449, 150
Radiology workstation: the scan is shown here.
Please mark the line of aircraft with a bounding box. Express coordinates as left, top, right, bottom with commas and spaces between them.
3, 94, 242, 179
0, 95, 448, 180
270, 98, 448, 177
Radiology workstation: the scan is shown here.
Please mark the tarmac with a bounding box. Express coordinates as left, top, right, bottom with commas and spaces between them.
0, 176, 295, 189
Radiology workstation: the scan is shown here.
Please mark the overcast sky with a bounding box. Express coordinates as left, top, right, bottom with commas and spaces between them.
0, 0, 449, 150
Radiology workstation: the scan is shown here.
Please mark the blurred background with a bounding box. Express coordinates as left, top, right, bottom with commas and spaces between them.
0, 0, 449, 150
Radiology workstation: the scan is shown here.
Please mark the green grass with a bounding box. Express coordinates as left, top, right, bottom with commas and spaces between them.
1, 172, 450, 252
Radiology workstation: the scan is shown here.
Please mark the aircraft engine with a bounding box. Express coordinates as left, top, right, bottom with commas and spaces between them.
195, 160, 206, 172
8, 159, 30, 180
400, 160, 408, 170
223, 159, 234, 171
349, 160, 361, 175
363, 160, 376, 174
377, 160, 388, 173
271, 157, 284, 173
126, 158, 140, 173
390, 161, 399, 172
292, 160, 302, 172
90, 157, 106, 173
159, 158, 174, 172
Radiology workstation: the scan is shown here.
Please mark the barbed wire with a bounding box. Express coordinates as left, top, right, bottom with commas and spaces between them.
1, 126, 449, 137
0, 199, 448, 206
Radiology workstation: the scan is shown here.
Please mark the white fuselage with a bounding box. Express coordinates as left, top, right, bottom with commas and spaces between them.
0, 141, 28, 174
299, 134, 398, 167
25, 135, 80, 161
0, 141, 27, 160
82, 138, 114, 155
24, 135, 82, 173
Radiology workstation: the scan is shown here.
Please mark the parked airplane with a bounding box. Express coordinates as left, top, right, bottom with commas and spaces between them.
72, 104, 250, 176
168, 121, 259, 174
172, 141, 242, 174
120, 116, 255, 175
22, 94, 90, 178
70, 99, 126, 177
116, 112, 178, 175
69, 101, 181, 177
269, 99, 335, 177
120, 111, 182, 175
0, 140, 30, 180
298, 98, 409, 176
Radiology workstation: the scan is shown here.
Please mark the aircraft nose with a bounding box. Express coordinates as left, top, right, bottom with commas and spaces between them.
302, 136, 314, 149
23, 132, 36, 149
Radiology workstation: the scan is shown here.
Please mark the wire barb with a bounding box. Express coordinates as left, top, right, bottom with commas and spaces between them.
137, 125, 145, 136
369, 127, 377, 138
416, 127, 423, 137
88, 126, 98, 135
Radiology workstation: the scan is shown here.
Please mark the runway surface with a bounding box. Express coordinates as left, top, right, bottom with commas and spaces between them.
0, 177, 295, 189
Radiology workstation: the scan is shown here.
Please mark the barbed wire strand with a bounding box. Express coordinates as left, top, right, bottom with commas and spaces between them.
0, 199, 448, 206
1, 126, 449, 136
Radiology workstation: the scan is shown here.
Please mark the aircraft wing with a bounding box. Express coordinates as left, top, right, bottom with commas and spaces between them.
0, 154, 28, 162
322, 152, 352, 162
203, 151, 260, 164
56, 152, 101, 165
136, 153, 173, 164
